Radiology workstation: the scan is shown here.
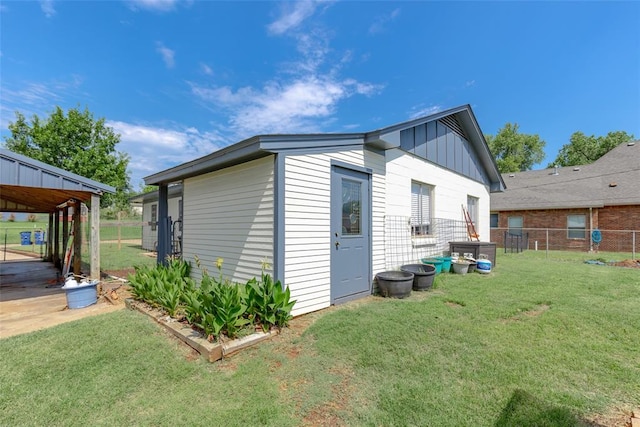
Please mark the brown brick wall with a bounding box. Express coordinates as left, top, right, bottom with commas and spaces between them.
490, 205, 640, 252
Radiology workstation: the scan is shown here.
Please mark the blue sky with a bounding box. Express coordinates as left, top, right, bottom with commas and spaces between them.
1, 0, 639, 190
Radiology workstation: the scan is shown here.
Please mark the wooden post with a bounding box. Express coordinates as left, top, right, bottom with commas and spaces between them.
54, 210, 60, 267
90, 194, 101, 280
73, 200, 82, 276
62, 206, 69, 257
117, 211, 122, 250
47, 212, 54, 261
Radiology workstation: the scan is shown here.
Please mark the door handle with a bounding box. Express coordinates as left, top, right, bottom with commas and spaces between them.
335, 241, 340, 249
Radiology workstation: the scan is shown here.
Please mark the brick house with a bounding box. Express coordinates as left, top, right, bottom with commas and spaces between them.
490, 140, 640, 252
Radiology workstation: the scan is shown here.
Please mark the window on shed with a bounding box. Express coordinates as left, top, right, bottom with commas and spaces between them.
178, 199, 183, 231
467, 196, 479, 228
411, 181, 433, 236
490, 213, 499, 228
567, 214, 586, 239
508, 216, 523, 236
151, 204, 157, 231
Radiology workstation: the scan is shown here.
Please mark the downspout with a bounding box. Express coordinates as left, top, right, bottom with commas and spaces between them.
589, 207, 593, 252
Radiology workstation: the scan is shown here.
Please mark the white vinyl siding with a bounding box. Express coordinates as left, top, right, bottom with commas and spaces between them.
182, 156, 274, 284
385, 148, 491, 268
284, 148, 385, 316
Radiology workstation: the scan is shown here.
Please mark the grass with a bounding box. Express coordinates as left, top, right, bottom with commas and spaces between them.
1, 251, 639, 426
0, 220, 142, 245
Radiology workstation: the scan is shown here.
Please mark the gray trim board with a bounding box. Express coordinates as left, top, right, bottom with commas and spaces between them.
330, 159, 373, 175
273, 153, 286, 287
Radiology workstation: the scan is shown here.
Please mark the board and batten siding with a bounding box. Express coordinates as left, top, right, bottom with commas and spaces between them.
182, 156, 275, 285
385, 148, 491, 267
141, 197, 181, 251
283, 148, 386, 316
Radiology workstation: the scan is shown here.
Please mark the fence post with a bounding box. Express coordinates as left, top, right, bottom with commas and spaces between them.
633, 231, 636, 260
546, 229, 549, 259
117, 211, 122, 251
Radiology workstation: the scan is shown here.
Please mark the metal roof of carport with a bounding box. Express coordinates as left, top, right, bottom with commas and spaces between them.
0, 148, 115, 213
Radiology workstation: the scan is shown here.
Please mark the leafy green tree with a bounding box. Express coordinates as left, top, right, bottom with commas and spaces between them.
485, 123, 546, 173
548, 131, 634, 167
3, 106, 130, 208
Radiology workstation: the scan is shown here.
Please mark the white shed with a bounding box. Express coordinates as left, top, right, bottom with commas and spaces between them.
130, 184, 183, 252
144, 105, 505, 316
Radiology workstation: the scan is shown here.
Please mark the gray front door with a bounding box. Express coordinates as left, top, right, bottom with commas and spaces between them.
330, 165, 371, 303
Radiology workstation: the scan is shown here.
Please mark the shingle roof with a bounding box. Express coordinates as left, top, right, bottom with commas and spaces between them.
491, 140, 640, 211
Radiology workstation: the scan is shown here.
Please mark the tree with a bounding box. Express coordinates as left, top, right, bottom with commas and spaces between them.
548, 131, 635, 167
485, 123, 546, 173
3, 106, 131, 208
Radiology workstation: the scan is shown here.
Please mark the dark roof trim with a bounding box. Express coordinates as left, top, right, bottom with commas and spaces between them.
130, 183, 183, 204
0, 148, 115, 193
144, 105, 505, 192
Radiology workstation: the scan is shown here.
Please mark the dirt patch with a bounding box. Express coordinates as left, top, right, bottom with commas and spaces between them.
610, 259, 640, 269
102, 268, 135, 280
445, 300, 465, 308
584, 406, 638, 427
301, 366, 354, 427
503, 304, 550, 323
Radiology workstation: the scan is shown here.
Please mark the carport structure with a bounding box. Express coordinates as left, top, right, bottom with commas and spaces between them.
0, 149, 115, 279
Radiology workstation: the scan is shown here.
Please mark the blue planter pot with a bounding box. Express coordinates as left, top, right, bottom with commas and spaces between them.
62, 280, 98, 309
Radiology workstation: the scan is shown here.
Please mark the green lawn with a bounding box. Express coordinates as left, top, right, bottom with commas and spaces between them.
0, 220, 142, 245
1, 251, 638, 426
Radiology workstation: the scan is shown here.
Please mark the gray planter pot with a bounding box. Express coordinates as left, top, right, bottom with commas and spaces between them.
400, 264, 436, 291
376, 271, 414, 298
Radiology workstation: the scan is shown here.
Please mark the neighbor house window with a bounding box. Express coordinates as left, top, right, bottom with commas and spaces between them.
411, 181, 433, 236
151, 204, 157, 231
567, 214, 586, 239
490, 213, 499, 228
508, 216, 523, 236
467, 196, 479, 228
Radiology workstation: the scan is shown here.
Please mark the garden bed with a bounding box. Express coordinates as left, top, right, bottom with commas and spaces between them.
125, 298, 278, 362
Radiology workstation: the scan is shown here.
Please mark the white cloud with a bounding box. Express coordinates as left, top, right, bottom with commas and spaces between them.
187, 1, 383, 138
107, 120, 227, 186
190, 76, 382, 137
200, 63, 213, 75
369, 8, 400, 35
155, 42, 175, 68
409, 105, 443, 120
267, 0, 320, 35
0, 76, 86, 129
40, 0, 56, 18
127, 0, 179, 12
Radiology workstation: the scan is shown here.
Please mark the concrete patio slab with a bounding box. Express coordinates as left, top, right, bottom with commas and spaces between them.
0, 257, 124, 339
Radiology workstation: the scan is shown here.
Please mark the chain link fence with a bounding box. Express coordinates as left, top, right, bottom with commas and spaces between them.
491, 227, 639, 259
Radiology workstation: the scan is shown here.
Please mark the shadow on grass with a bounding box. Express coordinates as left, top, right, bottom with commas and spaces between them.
495, 389, 604, 427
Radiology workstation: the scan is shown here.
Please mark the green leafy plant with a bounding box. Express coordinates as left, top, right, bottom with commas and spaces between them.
245, 268, 296, 332
130, 256, 295, 341
128, 259, 193, 317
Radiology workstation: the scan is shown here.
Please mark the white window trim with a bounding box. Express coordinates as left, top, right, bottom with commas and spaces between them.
411, 181, 434, 237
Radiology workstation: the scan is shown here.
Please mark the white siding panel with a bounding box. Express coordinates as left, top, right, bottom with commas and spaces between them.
284, 148, 386, 316
182, 156, 274, 284
384, 148, 491, 269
